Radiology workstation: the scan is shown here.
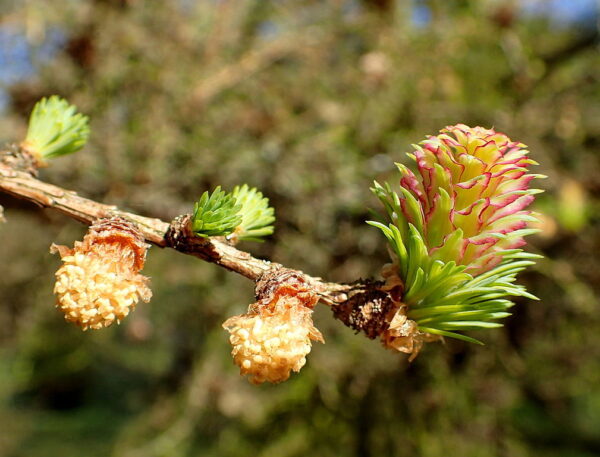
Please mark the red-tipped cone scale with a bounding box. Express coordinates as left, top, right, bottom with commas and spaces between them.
369, 125, 543, 354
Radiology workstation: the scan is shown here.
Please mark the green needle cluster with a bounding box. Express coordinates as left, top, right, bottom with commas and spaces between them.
192, 185, 275, 241
368, 150, 541, 343
370, 216, 540, 343
192, 187, 243, 237
231, 185, 275, 241
23, 96, 90, 161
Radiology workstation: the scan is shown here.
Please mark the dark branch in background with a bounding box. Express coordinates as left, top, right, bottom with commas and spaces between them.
542, 28, 599, 72
505, 27, 600, 103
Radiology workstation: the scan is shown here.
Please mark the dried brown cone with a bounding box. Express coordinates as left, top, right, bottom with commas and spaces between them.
51, 216, 152, 330
223, 270, 324, 385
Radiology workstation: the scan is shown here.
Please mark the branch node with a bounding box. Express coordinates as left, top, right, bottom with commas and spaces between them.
1, 144, 39, 175
331, 280, 395, 339
255, 268, 318, 309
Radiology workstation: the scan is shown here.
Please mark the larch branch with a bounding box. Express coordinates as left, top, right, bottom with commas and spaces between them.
0, 157, 355, 304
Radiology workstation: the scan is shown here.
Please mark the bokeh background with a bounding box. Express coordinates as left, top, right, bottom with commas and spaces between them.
1, 1, 599, 456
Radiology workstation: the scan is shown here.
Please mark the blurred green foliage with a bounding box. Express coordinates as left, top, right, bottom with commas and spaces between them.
0, 1, 599, 456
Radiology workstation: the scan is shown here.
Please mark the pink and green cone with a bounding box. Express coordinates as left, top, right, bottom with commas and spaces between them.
370, 124, 543, 345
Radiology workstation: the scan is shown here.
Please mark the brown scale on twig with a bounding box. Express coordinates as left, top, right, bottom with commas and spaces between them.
254, 268, 319, 310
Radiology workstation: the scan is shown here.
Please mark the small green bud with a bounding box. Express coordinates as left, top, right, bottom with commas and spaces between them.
22, 96, 90, 163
